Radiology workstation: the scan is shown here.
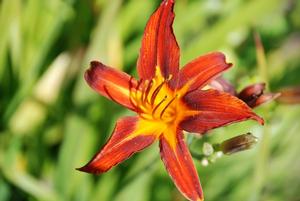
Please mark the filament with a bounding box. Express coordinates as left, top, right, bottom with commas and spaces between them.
150, 81, 166, 105
160, 95, 177, 119
152, 95, 167, 116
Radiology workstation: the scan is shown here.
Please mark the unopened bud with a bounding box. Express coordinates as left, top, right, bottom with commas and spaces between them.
238, 83, 280, 108
238, 83, 265, 102
219, 133, 258, 155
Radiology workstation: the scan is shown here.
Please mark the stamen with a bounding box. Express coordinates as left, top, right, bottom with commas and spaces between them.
128, 76, 137, 109
152, 95, 167, 116
136, 78, 144, 91
143, 80, 153, 103
151, 81, 166, 105
160, 95, 178, 119
139, 113, 152, 121
140, 80, 148, 103
131, 79, 145, 110
103, 85, 118, 103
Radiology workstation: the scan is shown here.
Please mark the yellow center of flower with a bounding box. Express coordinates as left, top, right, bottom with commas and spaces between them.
130, 67, 188, 125
129, 67, 199, 148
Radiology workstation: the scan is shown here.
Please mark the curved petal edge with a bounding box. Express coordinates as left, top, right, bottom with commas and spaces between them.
85, 61, 137, 110
77, 116, 156, 174
178, 52, 232, 92
160, 130, 203, 201
180, 89, 264, 134
137, 0, 180, 80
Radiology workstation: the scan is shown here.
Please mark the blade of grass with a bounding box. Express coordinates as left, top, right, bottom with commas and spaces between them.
3, 0, 73, 124
1, 136, 62, 201
55, 114, 97, 200
250, 32, 271, 201
182, 0, 283, 64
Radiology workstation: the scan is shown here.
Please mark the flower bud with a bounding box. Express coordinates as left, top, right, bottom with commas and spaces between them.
238, 83, 265, 102
210, 78, 279, 108
238, 83, 280, 108
219, 133, 258, 155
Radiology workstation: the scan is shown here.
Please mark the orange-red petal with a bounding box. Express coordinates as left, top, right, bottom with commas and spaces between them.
77, 116, 155, 174
178, 52, 232, 92
180, 89, 264, 134
160, 130, 203, 201
85, 61, 137, 110
137, 0, 179, 80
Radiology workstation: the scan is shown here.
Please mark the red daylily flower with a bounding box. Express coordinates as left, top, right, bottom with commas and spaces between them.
77, 1, 264, 201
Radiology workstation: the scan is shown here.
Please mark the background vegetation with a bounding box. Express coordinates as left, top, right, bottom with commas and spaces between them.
1, 0, 300, 201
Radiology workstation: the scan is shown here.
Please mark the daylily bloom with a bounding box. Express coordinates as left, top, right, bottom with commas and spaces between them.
77, 0, 264, 200
210, 77, 280, 108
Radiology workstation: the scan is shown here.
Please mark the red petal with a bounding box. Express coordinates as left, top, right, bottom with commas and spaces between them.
137, 0, 180, 80
178, 52, 232, 92
180, 89, 264, 134
77, 116, 155, 174
85, 61, 137, 110
160, 130, 203, 201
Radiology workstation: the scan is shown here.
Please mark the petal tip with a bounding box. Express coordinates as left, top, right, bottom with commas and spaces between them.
75, 166, 86, 172
90, 60, 101, 67
84, 61, 103, 83
227, 62, 233, 69
163, 0, 175, 5
252, 114, 264, 125
76, 163, 105, 175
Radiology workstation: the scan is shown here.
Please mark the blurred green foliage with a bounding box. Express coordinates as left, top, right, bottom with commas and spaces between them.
1, 0, 300, 201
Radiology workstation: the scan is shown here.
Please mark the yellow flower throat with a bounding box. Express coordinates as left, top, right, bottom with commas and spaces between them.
130, 67, 189, 125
